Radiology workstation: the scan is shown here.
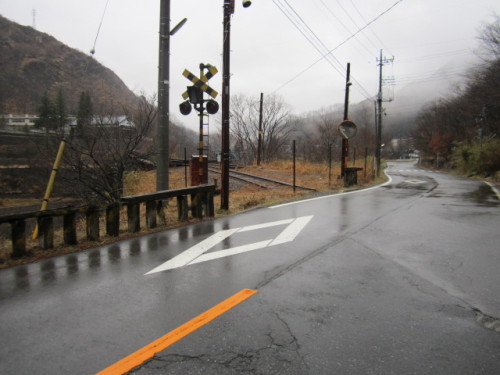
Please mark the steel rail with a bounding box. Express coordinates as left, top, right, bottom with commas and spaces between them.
208, 167, 316, 191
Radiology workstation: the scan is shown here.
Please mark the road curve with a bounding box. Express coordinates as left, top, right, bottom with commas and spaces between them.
0, 161, 499, 374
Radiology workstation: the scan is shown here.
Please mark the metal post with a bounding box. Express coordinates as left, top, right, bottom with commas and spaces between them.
32, 138, 66, 240
328, 143, 332, 186
221, 1, 232, 210
373, 100, 378, 178
184, 147, 187, 187
293, 139, 296, 193
343, 63, 351, 121
157, 0, 170, 191
364, 147, 368, 179
198, 65, 205, 184
257, 92, 263, 166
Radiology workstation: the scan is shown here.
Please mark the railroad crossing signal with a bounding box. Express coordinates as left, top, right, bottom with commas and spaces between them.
179, 64, 220, 186
181, 66, 218, 100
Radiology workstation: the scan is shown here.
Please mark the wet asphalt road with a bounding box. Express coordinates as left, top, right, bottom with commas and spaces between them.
1, 161, 499, 374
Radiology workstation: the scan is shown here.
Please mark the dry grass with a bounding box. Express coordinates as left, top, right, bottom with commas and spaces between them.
0, 159, 382, 268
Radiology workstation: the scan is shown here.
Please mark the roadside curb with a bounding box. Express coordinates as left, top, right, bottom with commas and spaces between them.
484, 181, 500, 200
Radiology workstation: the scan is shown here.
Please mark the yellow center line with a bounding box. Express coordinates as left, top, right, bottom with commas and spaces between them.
95, 288, 258, 375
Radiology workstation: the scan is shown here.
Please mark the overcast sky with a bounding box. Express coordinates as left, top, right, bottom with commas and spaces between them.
1, 0, 499, 130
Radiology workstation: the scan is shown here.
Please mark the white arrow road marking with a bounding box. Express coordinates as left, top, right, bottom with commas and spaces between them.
145, 215, 313, 275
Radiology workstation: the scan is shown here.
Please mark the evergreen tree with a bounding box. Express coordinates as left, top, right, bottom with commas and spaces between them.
34, 92, 56, 130
77, 91, 93, 134
55, 89, 67, 129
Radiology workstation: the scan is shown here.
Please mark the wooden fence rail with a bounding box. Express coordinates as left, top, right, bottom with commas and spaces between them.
0, 184, 215, 259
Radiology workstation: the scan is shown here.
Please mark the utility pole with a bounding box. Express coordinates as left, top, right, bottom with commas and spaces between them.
221, 1, 232, 210
257, 92, 263, 166
376, 50, 383, 178
375, 50, 394, 177
341, 63, 351, 178
157, 0, 170, 191
221, 0, 252, 209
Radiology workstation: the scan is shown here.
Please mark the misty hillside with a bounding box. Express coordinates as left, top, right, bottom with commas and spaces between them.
0, 14, 139, 114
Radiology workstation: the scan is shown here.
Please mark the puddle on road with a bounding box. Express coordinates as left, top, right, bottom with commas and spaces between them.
464, 185, 499, 206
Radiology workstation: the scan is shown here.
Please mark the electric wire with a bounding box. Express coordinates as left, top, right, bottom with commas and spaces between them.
333, 0, 380, 53
85, 0, 110, 73
314, 0, 375, 59
91, 0, 110, 56
291, 0, 374, 98
348, 0, 393, 56
273, 0, 345, 78
316, 0, 380, 100
272, 0, 373, 99
272, 0, 404, 98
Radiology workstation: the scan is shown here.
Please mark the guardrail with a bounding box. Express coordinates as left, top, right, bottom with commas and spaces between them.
0, 184, 215, 259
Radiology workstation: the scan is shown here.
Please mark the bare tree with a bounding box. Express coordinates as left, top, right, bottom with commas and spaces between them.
349, 101, 376, 155
315, 109, 341, 162
477, 14, 500, 60
230, 94, 295, 163
60, 95, 157, 204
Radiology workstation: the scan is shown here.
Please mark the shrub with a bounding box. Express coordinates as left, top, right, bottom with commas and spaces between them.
453, 138, 500, 176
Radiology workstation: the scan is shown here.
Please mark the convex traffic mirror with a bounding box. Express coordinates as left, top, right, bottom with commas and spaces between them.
338, 120, 357, 139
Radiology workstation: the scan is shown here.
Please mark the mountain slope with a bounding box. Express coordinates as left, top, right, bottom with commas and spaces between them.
0, 14, 139, 114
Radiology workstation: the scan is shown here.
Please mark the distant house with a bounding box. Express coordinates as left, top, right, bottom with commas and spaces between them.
0, 114, 38, 130
1, 114, 135, 133
68, 115, 135, 128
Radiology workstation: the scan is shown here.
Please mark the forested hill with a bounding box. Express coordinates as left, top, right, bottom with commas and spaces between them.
0, 14, 139, 114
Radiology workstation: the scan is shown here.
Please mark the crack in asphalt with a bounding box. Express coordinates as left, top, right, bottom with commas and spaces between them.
474, 308, 500, 332
271, 311, 309, 371
127, 312, 308, 374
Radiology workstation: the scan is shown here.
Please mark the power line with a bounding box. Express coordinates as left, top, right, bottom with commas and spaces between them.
333, 0, 379, 53
273, 0, 345, 78
348, 0, 393, 56
272, 0, 373, 99
90, 0, 110, 56
272, 0, 405, 98
315, 0, 375, 59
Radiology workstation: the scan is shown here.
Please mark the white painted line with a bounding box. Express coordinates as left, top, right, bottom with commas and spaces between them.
190, 216, 313, 266
270, 172, 393, 209
238, 218, 294, 233
190, 240, 272, 265
270, 215, 313, 246
145, 215, 315, 274
484, 181, 500, 200
145, 228, 240, 274
404, 179, 426, 184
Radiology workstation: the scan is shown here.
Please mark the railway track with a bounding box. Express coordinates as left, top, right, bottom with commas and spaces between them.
208, 167, 316, 191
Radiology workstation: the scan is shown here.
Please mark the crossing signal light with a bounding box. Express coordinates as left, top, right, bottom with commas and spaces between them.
206, 100, 219, 114
179, 101, 191, 116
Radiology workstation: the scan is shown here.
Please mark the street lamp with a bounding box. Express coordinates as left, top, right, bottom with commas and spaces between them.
221, 0, 252, 210
156, 0, 187, 192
